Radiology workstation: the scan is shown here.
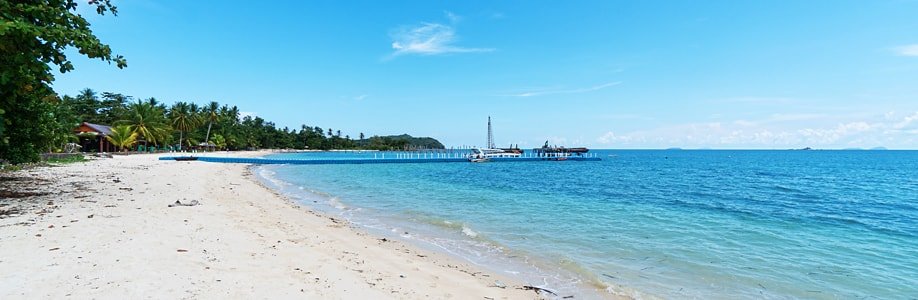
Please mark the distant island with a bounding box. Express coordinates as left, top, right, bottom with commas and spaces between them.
356, 134, 445, 150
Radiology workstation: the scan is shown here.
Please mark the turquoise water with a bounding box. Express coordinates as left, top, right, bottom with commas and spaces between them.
256, 150, 918, 299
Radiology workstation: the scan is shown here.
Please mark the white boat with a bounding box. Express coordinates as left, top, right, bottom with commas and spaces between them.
468, 148, 521, 161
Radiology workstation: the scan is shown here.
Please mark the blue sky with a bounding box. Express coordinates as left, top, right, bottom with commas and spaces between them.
55, 0, 918, 149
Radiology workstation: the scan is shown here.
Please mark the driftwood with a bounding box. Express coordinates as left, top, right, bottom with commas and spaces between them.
520, 285, 557, 296
168, 200, 200, 207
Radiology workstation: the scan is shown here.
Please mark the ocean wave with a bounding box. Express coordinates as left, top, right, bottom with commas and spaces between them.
461, 225, 479, 238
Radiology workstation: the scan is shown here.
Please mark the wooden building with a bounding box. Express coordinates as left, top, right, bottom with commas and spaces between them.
74, 122, 115, 153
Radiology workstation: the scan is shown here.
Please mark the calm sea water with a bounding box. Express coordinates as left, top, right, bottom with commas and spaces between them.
256, 150, 918, 299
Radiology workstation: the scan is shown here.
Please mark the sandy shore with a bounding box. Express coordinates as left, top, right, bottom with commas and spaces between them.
0, 152, 543, 299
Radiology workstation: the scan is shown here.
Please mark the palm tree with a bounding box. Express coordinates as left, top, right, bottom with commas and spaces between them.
169, 102, 199, 150
117, 100, 170, 147
228, 106, 240, 126
106, 125, 139, 152
204, 101, 220, 145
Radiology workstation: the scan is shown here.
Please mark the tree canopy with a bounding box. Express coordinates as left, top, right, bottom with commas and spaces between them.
1, 0, 126, 163
54, 88, 445, 152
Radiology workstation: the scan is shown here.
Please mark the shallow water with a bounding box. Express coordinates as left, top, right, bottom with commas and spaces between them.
257, 150, 918, 299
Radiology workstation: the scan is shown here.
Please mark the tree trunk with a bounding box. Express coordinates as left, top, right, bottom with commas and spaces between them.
205, 121, 213, 144
178, 130, 184, 151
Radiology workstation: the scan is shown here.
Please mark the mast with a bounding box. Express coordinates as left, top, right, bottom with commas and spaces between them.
487, 116, 495, 149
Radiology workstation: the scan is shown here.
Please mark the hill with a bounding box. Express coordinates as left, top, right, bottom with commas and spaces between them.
356, 134, 445, 150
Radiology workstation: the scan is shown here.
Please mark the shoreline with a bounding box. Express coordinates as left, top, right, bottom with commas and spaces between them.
251, 161, 628, 299
0, 152, 546, 299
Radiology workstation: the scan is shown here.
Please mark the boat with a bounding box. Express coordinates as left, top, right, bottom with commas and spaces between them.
532, 141, 590, 158
174, 156, 198, 161
467, 117, 524, 162
468, 147, 521, 161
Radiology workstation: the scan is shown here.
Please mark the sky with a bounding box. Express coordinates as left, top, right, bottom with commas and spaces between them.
54, 0, 918, 149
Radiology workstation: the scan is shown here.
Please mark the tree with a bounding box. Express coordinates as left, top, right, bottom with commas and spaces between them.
169, 102, 199, 150
99, 92, 131, 122
117, 100, 169, 146
71, 88, 101, 123
203, 101, 220, 145
48, 95, 80, 152
359, 132, 365, 140
211, 134, 226, 150
1, 0, 126, 163
106, 125, 138, 152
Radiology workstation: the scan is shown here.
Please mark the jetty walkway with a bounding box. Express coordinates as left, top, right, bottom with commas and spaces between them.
159, 155, 601, 165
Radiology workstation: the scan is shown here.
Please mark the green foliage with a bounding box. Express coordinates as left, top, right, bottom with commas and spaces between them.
0, 108, 5, 138
105, 125, 137, 151
0, 91, 60, 163
357, 134, 445, 150
0, 0, 126, 164
46, 154, 85, 164
203, 101, 219, 144
169, 101, 201, 149
47, 94, 80, 152
13, 85, 446, 158
116, 100, 170, 146
211, 134, 226, 150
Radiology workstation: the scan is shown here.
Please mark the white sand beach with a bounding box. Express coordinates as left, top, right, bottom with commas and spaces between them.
0, 152, 542, 299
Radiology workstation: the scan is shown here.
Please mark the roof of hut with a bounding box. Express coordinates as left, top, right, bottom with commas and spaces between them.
76, 122, 113, 136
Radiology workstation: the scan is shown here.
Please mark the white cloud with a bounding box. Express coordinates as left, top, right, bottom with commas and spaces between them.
892, 111, 918, 129
768, 113, 827, 122
597, 131, 640, 144
388, 21, 493, 57
445, 11, 461, 23
893, 44, 918, 56
505, 81, 622, 97
594, 111, 918, 148
733, 120, 757, 127
353, 94, 368, 101
239, 111, 257, 119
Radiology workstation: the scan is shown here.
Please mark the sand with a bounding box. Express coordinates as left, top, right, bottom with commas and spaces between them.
0, 152, 543, 299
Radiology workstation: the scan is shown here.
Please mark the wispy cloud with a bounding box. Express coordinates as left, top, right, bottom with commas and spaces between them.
445, 11, 462, 23
504, 81, 622, 97
388, 13, 493, 58
893, 44, 918, 56
353, 94, 369, 101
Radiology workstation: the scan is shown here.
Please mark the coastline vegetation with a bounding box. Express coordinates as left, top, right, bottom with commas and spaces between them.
62, 89, 446, 153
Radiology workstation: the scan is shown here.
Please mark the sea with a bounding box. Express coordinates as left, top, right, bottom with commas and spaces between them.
254, 150, 918, 299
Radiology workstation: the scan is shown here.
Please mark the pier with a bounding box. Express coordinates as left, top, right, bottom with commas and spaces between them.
159, 154, 601, 165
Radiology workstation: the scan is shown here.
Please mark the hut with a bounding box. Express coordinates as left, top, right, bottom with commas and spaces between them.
196, 142, 216, 152
74, 122, 115, 153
